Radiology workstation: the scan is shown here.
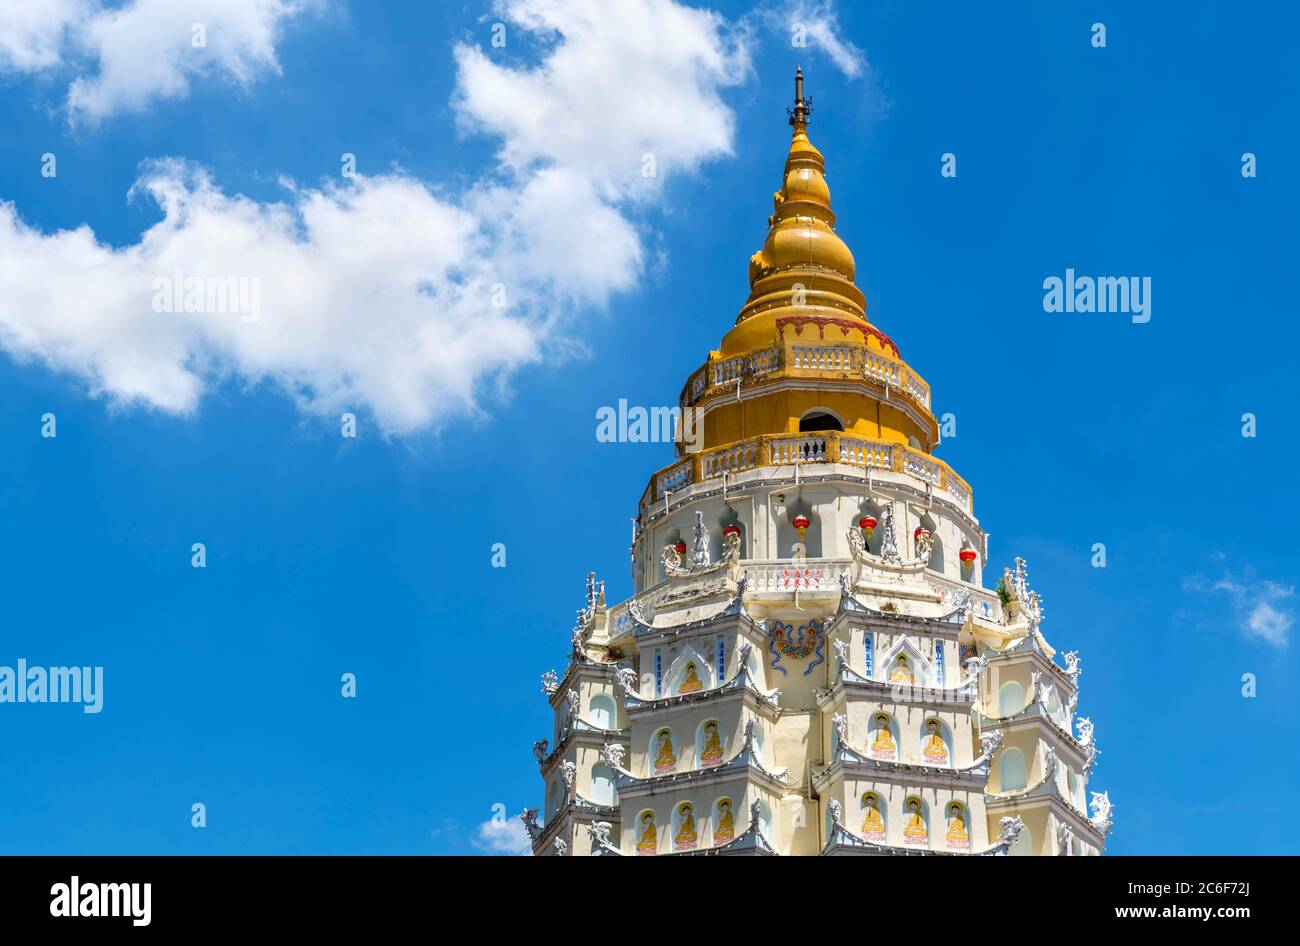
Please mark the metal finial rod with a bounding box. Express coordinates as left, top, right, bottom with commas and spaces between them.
789, 65, 812, 127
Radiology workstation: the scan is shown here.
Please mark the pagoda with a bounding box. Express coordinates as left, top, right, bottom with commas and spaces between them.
524, 69, 1111, 857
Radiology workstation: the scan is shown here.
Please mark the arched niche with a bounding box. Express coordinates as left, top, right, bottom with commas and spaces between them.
919, 716, 953, 766
901, 796, 929, 847
998, 680, 1025, 717
634, 809, 659, 856
858, 790, 886, 841
671, 801, 699, 852
776, 501, 822, 558
999, 746, 1028, 792
712, 797, 737, 846
714, 505, 747, 560
856, 498, 886, 555
867, 711, 900, 761
942, 800, 970, 850
917, 510, 945, 574
664, 644, 713, 697
589, 762, 617, 806
649, 726, 678, 776
696, 718, 726, 769
588, 693, 616, 730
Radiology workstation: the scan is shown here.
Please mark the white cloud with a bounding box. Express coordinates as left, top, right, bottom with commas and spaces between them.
471, 815, 532, 856
1183, 571, 1294, 648
763, 1, 866, 79
0, 0, 317, 123
0, 0, 750, 435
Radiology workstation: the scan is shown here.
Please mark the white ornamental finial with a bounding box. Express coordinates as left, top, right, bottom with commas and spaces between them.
1075, 716, 1094, 747
1055, 820, 1074, 857
1089, 791, 1113, 833
532, 739, 549, 766
614, 666, 639, 698
520, 808, 542, 842
831, 712, 848, 747
978, 729, 1004, 759
1063, 650, 1082, 679
560, 760, 576, 795
749, 798, 764, 833
541, 670, 559, 696
827, 798, 842, 828
999, 815, 1025, 846
553, 836, 568, 856
601, 742, 626, 771
879, 505, 900, 563
691, 510, 710, 569
832, 638, 849, 669
587, 821, 612, 849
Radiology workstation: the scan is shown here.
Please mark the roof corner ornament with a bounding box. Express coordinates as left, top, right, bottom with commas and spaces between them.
532, 739, 549, 768
540, 669, 559, 696
827, 797, 842, 828
520, 807, 542, 842
998, 815, 1025, 848
1075, 716, 1094, 747
1089, 791, 1114, 835
1063, 649, 1082, 681
1055, 820, 1075, 857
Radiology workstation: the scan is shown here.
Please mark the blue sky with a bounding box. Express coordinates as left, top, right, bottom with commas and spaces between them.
0, 0, 1295, 855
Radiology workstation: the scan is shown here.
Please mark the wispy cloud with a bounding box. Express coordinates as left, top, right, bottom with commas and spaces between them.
471, 815, 532, 856
760, 1, 867, 79
1183, 570, 1294, 648
0, 0, 320, 125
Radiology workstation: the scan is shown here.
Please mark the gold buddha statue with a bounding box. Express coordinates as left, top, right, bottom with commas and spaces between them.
714, 800, 734, 845
903, 798, 927, 846
870, 714, 897, 759
680, 661, 703, 693
674, 803, 698, 851
653, 728, 677, 774
945, 803, 968, 849
636, 812, 658, 855
922, 719, 949, 764
890, 654, 915, 684
860, 793, 885, 840
700, 720, 724, 768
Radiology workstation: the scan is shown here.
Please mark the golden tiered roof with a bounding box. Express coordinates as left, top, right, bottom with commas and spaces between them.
640, 68, 975, 517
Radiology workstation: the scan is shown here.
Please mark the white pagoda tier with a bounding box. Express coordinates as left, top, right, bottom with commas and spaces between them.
524, 70, 1111, 858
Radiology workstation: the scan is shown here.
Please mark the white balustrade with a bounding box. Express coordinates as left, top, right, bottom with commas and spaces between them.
791, 346, 855, 372
771, 436, 828, 465
701, 443, 757, 479
838, 438, 894, 470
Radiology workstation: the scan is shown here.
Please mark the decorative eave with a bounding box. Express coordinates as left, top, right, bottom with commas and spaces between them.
973, 702, 1092, 771
539, 726, 630, 777
624, 580, 759, 644
619, 642, 780, 714
601, 722, 789, 798
819, 803, 1023, 856
811, 731, 1003, 794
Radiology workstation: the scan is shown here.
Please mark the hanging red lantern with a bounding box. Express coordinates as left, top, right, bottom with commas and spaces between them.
722, 524, 741, 539
792, 514, 810, 539
858, 515, 877, 536
673, 540, 687, 555
959, 548, 978, 565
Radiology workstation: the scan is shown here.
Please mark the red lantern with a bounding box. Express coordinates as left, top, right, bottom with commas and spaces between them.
914, 527, 930, 541
859, 515, 877, 536
959, 548, 978, 565
674, 540, 687, 555
722, 525, 741, 538
792, 514, 810, 539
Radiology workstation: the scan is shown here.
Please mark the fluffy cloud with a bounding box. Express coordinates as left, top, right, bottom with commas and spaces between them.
0, 0, 750, 434
762, 1, 866, 79
0, 0, 316, 123
471, 814, 532, 855
1184, 571, 1294, 648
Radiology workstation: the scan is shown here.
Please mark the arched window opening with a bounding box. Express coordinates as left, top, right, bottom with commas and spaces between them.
799, 411, 844, 433
998, 680, 1025, 717
1000, 746, 1028, 792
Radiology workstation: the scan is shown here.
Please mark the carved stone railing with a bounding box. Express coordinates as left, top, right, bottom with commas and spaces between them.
644, 431, 973, 513
679, 339, 932, 413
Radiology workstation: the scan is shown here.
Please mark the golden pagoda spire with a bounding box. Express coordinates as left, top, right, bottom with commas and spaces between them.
726, 68, 865, 352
